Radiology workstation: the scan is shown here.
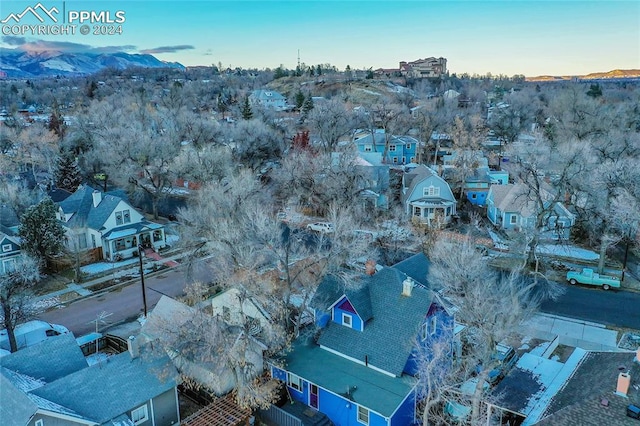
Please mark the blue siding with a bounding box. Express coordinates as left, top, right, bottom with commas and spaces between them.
466, 190, 488, 206
403, 308, 453, 376
390, 389, 416, 426
333, 304, 363, 331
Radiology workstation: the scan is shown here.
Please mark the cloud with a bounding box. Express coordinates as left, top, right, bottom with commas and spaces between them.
1, 36, 136, 54
140, 45, 195, 54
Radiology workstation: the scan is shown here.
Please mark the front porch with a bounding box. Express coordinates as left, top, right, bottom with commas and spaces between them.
410, 198, 456, 226
102, 222, 166, 261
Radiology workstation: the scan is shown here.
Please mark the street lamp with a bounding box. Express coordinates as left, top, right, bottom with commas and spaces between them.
138, 245, 148, 317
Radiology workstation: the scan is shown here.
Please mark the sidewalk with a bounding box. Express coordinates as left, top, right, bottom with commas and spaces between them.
34, 251, 187, 307
521, 313, 621, 352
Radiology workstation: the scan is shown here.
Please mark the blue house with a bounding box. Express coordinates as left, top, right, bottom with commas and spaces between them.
355, 130, 420, 165
464, 167, 509, 206
487, 183, 575, 239
402, 165, 457, 225
271, 254, 454, 426
1, 230, 21, 274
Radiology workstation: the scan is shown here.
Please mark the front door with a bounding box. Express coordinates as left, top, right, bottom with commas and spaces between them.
309, 384, 318, 409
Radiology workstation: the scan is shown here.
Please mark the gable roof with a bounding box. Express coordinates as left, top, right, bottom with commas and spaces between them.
0, 372, 38, 425
316, 267, 433, 376
58, 185, 124, 230
0, 333, 88, 383
355, 132, 419, 148
313, 275, 374, 323
31, 347, 178, 423
534, 351, 640, 426
0, 204, 20, 229
392, 252, 431, 288
402, 164, 455, 205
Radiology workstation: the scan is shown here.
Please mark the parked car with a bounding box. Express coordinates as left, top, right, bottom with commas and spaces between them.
566, 268, 621, 290
476, 343, 519, 385
306, 222, 334, 234
0, 320, 71, 352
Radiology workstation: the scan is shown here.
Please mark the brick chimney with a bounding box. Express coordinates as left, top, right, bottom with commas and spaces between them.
92, 190, 102, 208
635, 347, 640, 364
127, 335, 139, 359
402, 277, 414, 297
365, 259, 377, 276
616, 372, 630, 397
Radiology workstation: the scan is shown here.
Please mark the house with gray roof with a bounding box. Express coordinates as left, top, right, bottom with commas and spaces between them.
249, 89, 288, 111
486, 183, 575, 239
270, 255, 454, 426
56, 185, 166, 261
1, 230, 21, 275
402, 164, 457, 226
0, 333, 180, 426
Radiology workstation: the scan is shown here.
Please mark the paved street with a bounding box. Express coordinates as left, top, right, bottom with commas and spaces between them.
540, 284, 640, 330
37, 260, 213, 336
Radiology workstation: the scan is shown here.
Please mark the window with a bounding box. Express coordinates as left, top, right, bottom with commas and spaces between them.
2, 244, 11, 253
364, 145, 372, 152
423, 186, 440, 197
357, 406, 370, 425
46, 329, 60, 337
35, 420, 43, 426
131, 405, 149, 425
78, 234, 87, 249
410, 157, 415, 163
389, 145, 396, 152
287, 373, 303, 392
115, 211, 123, 226
413, 206, 421, 217
471, 193, 477, 199
342, 313, 352, 328
406, 143, 412, 150
430, 316, 437, 336
510, 215, 517, 224
392, 157, 399, 164
123, 209, 131, 224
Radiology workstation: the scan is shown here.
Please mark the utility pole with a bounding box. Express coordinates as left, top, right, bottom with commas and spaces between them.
138, 245, 148, 317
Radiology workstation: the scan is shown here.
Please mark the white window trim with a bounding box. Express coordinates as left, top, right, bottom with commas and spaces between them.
131, 404, 149, 425
287, 372, 303, 391
357, 405, 370, 425
342, 313, 352, 327
2, 244, 11, 252
510, 214, 518, 224
389, 144, 396, 152
430, 316, 437, 336
35, 420, 43, 426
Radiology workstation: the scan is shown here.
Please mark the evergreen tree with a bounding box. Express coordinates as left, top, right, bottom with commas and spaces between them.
241, 96, 253, 120
295, 90, 305, 110
48, 109, 66, 138
54, 151, 83, 192
18, 198, 66, 264
302, 96, 314, 115
316, 64, 322, 76
586, 83, 602, 98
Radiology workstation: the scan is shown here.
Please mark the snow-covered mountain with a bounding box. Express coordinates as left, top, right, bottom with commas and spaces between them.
0, 49, 185, 78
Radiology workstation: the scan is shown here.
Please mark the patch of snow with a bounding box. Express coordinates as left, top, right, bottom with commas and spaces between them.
487, 229, 508, 250
529, 341, 553, 357
536, 244, 599, 261
81, 258, 139, 275
550, 355, 560, 362
42, 59, 76, 72
86, 352, 110, 366
519, 343, 531, 351
31, 296, 61, 312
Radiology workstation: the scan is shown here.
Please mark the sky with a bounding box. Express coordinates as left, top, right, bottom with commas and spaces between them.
1, 0, 638, 77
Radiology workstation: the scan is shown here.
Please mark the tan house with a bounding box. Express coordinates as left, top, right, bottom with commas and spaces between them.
399, 57, 448, 78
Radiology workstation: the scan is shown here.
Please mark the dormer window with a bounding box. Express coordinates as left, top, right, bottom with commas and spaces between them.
342, 313, 352, 328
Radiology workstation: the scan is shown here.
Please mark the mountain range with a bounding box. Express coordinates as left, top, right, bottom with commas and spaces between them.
526, 69, 640, 82
0, 49, 184, 78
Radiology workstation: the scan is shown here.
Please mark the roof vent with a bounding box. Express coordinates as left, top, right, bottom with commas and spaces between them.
402, 277, 414, 297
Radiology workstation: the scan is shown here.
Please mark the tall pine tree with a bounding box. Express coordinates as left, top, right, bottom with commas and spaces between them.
18, 198, 66, 265
55, 152, 83, 192
241, 96, 253, 120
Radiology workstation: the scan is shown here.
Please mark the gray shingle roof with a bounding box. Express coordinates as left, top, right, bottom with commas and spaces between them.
392, 252, 431, 288
317, 267, 433, 376
58, 184, 122, 231
32, 346, 178, 423
0, 333, 88, 383
0, 372, 37, 425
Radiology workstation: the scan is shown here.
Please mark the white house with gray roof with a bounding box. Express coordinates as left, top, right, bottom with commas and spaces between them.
0, 333, 180, 426
56, 185, 166, 261
249, 89, 288, 111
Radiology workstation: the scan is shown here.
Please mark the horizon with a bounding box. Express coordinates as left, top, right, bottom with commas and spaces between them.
1, 0, 638, 77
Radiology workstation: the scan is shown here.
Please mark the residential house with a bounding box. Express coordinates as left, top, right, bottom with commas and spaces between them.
355, 152, 390, 209
56, 185, 166, 261
399, 58, 447, 79
492, 348, 640, 425
464, 167, 509, 206
1, 230, 21, 274
354, 130, 420, 165
0, 333, 180, 426
270, 254, 454, 426
211, 287, 273, 337
249, 90, 288, 111
402, 165, 457, 225
141, 295, 267, 397
486, 183, 575, 239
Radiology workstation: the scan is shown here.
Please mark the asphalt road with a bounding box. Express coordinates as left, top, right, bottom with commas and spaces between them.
37, 260, 213, 336
540, 284, 640, 330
